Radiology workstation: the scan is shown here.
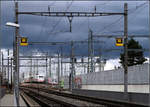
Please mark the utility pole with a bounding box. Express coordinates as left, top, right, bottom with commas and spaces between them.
15, 1, 20, 105
11, 58, 13, 91
57, 52, 60, 88
0, 52, 2, 105
99, 48, 102, 72
33, 60, 35, 79
0, 0, 1, 104
60, 46, 63, 77
2, 53, 3, 81
90, 30, 94, 72
70, 41, 75, 91
30, 58, 32, 80
7, 49, 9, 90
4, 67, 6, 80
0, 52, 1, 74
88, 29, 94, 73
64, 63, 67, 76
148, 0, 150, 107
88, 30, 90, 73
36, 59, 38, 76
124, 3, 128, 100
13, 1, 20, 106
84, 64, 86, 74
49, 57, 51, 78
46, 53, 48, 83
0, 51, 1, 104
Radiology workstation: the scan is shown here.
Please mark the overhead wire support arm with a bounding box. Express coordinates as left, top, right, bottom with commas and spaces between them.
17, 12, 124, 17
94, 48, 149, 52
17, 11, 124, 32
28, 40, 105, 45
28, 41, 68, 45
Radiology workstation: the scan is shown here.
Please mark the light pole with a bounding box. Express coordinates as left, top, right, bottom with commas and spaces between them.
6, 22, 20, 106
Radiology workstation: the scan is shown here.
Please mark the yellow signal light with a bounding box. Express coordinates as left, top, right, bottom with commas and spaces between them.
116, 38, 123, 46
20, 37, 28, 46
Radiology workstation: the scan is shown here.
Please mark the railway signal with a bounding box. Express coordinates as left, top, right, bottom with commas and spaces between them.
116, 38, 123, 46
20, 37, 28, 46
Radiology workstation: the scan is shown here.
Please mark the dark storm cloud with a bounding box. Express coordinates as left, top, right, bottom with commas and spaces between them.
1, 1, 149, 58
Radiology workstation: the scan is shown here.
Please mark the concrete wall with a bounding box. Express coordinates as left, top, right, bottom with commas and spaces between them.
79, 63, 149, 85
62, 63, 149, 93
81, 85, 149, 93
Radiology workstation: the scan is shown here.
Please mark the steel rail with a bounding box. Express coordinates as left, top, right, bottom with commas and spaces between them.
21, 89, 65, 107
20, 91, 40, 107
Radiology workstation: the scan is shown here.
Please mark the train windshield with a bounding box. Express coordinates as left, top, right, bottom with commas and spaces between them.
39, 76, 44, 78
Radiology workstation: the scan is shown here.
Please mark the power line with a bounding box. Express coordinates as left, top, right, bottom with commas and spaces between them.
47, 1, 74, 36
96, 16, 124, 34
128, 1, 148, 15
96, 2, 148, 35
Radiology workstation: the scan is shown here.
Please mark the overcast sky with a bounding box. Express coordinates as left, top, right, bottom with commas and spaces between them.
1, 1, 149, 59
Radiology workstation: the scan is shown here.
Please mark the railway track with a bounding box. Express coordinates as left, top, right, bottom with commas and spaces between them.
20, 86, 147, 107
21, 87, 104, 107
20, 91, 40, 107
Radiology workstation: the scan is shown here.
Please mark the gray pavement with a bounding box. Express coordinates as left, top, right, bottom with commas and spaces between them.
0, 94, 27, 107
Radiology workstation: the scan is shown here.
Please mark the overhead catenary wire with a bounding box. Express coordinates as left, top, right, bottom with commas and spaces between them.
96, 16, 124, 34
47, 1, 74, 37
38, 1, 56, 40
96, 1, 148, 35
128, 1, 148, 14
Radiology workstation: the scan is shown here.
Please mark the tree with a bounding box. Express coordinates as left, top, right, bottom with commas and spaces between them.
120, 38, 146, 67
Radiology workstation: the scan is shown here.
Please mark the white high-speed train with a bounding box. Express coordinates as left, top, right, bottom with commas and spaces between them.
24, 74, 57, 85
24, 74, 45, 83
